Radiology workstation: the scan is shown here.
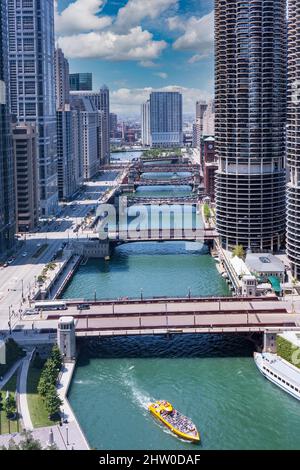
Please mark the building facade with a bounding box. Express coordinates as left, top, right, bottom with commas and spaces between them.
7, 0, 58, 216
215, 0, 286, 252
55, 48, 70, 111
203, 100, 215, 136
0, 0, 15, 252
141, 100, 151, 147
70, 88, 110, 165
12, 123, 38, 232
70, 94, 99, 180
203, 137, 217, 200
150, 92, 183, 148
110, 113, 118, 139
69, 73, 92, 92
287, 0, 300, 278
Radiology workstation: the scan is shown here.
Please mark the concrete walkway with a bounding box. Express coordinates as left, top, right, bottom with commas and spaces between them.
18, 350, 35, 430
56, 362, 90, 450
0, 358, 23, 390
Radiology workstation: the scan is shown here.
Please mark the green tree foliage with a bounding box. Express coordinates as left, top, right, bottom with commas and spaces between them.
277, 336, 300, 369
232, 245, 245, 259
203, 203, 211, 222
44, 385, 62, 419
4, 393, 17, 419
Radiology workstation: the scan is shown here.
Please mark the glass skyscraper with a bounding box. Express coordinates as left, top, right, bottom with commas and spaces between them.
70, 73, 93, 92
150, 92, 183, 148
7, 0, 58, 216
215, 0, 286, 252
0, 0, 15, 253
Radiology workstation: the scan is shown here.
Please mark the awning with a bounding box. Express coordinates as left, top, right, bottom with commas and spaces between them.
268, 276, 282, 294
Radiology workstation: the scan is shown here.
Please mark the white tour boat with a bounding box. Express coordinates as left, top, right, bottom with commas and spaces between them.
254, 352, 300, 401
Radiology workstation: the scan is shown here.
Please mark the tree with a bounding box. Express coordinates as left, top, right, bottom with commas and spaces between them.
203, 204, 211, 223
232, 245, 245, 259
50, 345, 63, 371
45, 385, 62, 419
1, 431, 43, 450
4, 393, 17, 419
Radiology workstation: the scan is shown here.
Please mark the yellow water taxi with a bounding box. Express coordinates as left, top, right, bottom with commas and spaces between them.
148, 400, 200, 443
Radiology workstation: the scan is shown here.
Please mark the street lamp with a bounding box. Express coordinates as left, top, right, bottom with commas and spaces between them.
66, 426, 69, 446
140, 288, 143, 301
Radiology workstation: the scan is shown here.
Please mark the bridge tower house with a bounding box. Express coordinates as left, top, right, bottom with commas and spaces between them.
263, 332, 277, 354
57, 316, 76, 361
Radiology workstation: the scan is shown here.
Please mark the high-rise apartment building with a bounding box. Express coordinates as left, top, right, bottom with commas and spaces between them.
7, 0, 58, 216
70, 94, 99, 179
70, 87, 110, 165
0, 0, 15, 252
55, 48, 82, 200
141, 100, 151, 147
215, 0, 286, 252
69, 73, 93, 92
12, 123, 38, 232
110, 113, 118, 139
150, 92, 183, 148
287, 0, 300, 277
203, 100, 215, 136
55, 48, 70, 111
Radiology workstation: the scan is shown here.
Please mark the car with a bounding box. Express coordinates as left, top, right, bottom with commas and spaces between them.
77, 304, 91, 311
24, 308, 36, 316
37, 243, 41, 247
22, 252, 28, 257
3, 263, 8, 268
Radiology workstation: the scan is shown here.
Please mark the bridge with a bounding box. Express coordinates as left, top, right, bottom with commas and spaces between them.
107, 228, 218, 243
134, 178, 194, 187
39, 296, 299, 338
125, 196, 201, 206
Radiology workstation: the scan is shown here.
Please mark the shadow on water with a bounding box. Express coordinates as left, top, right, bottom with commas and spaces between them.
77, 333, 258, 368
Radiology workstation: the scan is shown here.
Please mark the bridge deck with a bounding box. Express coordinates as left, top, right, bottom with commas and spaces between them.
38, 297, 298, 337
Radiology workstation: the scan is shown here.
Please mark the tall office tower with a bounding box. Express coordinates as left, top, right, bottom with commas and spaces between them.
0, 0, 15, 252
12, 123, 38, 232
215, 0, 287, 252
110, 113, 117, 138
150, 92, 183, 148
7, 0, 58, 216
287, 0, 300, 277
55, 48, 70, 111
203, 99, 215, 136
69, 73, 93, 92
141, 100, 151, 146
70, 94, 99, 179
196, 100, 208, 127
70, 87, 110, 165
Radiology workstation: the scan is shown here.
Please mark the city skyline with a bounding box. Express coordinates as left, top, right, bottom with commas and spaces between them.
56, 0, 214, 115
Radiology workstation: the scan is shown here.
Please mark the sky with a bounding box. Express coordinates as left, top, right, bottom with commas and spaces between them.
56, 0, 214, 116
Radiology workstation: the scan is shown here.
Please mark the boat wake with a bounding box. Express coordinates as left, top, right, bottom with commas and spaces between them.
120, 367, 154, 412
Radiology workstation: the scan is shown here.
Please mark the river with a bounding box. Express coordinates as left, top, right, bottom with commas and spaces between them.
66, 168, 300, 450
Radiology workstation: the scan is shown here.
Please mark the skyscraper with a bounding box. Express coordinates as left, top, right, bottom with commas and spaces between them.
55, 48, 70, 111
193, 100, 207, 149
215, 0, 286, 252
0, 0, 15, 252
110, 113, 118, 139
12, 123, 39, 232
69, 73, 93, 92
150, 92, 183, 148
70, 87, 110, 165
7, 0, 58, 216
141, 100, 151, 147
287, 0, 300, 277
55, 48, 82, 200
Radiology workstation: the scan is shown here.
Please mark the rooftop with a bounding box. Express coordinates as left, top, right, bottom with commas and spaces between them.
245, 253, 285, 273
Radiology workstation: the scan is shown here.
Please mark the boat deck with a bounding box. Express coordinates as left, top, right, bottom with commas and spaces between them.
261, 353, 300, 387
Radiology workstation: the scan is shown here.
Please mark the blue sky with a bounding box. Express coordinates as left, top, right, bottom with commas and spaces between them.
56, 0, 214, 115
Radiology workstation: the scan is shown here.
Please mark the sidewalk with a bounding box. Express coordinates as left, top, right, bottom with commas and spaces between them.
56, 362, 90, 450
18, 350, 35, 430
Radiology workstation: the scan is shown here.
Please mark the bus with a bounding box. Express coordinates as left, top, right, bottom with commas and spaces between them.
34, 301, 67, 311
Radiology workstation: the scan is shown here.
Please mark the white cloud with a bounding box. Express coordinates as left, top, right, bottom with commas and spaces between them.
169, 12, 214, 61
115, 0, 178, 31
58, 27, 167, 61
111, 86, 211, 114
154, 72, 168, 79
54, 0, 112, 36
139, 60, 157, 68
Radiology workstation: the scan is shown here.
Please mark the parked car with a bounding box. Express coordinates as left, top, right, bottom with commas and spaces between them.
77, 304, 91, 311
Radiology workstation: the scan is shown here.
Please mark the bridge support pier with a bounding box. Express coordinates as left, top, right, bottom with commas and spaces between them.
263, 332, 277, 353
